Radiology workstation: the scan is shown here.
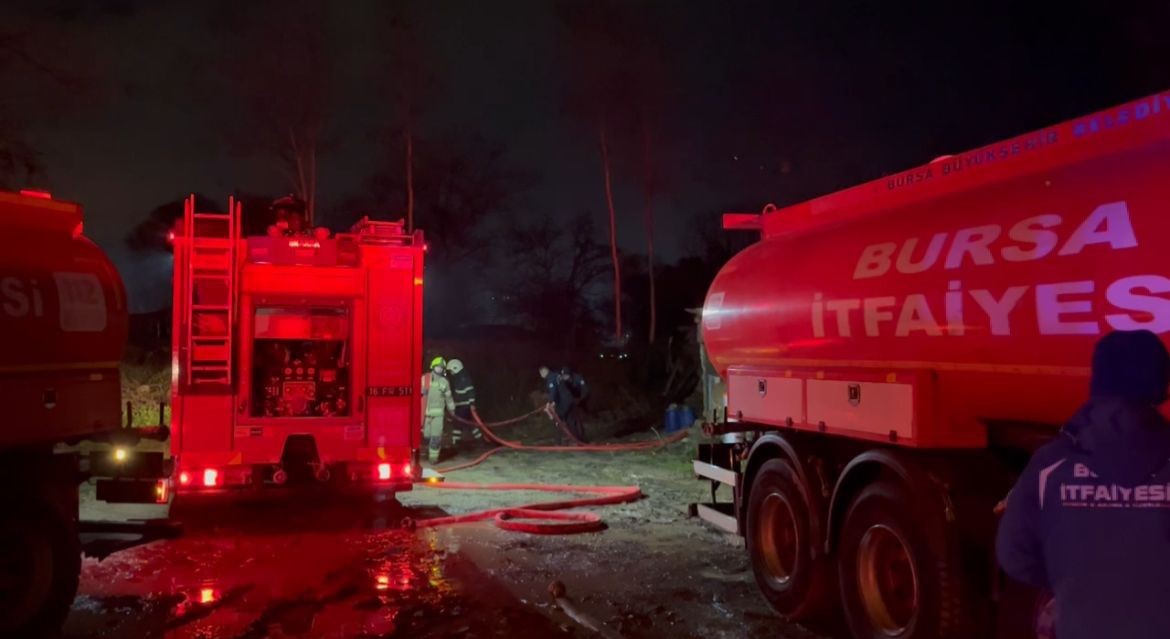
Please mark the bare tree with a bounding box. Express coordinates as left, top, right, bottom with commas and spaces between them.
0, 19, 91, 188
502, 212, 609, 354
561, 2, 637, 342
340, 134, 526, 264
211, 0, 329, 222
374, 3, 438, 234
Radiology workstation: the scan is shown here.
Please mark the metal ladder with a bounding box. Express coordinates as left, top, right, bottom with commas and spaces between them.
181, 194, 239, 387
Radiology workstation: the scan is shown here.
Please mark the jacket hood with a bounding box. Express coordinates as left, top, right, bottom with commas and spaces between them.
1063, 398, 1170, 486
1090, 330, 1170, 404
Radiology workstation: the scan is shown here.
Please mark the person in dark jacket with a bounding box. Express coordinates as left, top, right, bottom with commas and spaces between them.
539, 365, 586, 443
997, 329, 1170, 639
446, 359, 484, 450
557, 366, 589, 442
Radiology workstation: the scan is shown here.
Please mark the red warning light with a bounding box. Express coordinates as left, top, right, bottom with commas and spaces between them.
166, 230, 176, 243
403, 463, 412, 477
178, 471, 191, 486
19, 189, 52, 199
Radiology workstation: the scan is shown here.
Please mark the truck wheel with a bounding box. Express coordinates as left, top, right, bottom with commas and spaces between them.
0, 502, 81, 637
838, 480, 966, 639
745, 459, 832, 620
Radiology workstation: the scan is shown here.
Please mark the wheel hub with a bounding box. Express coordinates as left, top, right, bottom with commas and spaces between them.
758, 492, 800, 588
856, 523, 919, 635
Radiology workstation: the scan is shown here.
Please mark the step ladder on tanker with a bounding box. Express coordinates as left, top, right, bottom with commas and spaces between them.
178, 194, 240, 388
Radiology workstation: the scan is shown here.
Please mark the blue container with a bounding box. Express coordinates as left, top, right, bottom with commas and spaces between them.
664, 405, 694, 433
663, 406, 679, 432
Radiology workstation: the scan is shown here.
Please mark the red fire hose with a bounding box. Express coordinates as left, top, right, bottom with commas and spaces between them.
409, 482, 642, 534
412, 408, 688, 534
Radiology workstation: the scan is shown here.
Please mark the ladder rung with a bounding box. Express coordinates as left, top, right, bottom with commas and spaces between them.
193, 271, 231, 278
192, 336, 228, 342
192, 305, 230, 311
192, 365, 230, 371
193, 212, 229, 219
193, 241, 233, 249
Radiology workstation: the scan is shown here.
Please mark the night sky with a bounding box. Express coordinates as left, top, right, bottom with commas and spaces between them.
5, 1, 1170, 313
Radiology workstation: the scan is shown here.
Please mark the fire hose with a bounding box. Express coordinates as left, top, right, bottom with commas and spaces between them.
410, 407, 688, 534
436, 407, 688, 473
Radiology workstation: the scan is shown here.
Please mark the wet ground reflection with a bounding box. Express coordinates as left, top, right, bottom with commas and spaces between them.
65, 494, 570, 638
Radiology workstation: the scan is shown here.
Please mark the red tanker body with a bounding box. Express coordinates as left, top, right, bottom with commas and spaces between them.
1, 190, 170, 638
691, 91, 1170, 639
0, 190, 127, 447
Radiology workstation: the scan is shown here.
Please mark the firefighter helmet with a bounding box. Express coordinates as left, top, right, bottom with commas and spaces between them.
447, 359, 463, 374
430, 356, 446, 369
270, 194, 306, 214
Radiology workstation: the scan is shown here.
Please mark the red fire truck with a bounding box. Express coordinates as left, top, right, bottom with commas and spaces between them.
169, 196, 424, 497
0, 189, 171, 637
694, 91, 1170, 638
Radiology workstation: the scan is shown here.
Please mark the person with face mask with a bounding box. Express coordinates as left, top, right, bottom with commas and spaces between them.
997, 330, 1170, 639
421, 356, 455, 464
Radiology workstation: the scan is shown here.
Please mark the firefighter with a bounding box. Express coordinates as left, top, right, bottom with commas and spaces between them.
447, 359, 484, 451
267, 194, 308, 237
997, 330, 1170, 639
421, 356, 455, 464
539, 365, 586, 443
559, 366, 589, 442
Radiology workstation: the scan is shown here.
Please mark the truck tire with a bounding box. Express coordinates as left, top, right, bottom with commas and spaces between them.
0, 501, 81, 637
837, 480, 968, 639
745, 459, 833, 620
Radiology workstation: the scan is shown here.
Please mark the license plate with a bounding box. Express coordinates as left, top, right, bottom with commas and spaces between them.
367, 386, 411, 397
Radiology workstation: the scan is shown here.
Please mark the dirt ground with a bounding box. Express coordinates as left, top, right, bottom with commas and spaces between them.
62, 423, 829, 639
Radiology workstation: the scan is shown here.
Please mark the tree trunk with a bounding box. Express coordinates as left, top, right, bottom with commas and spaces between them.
640, 120, 657, 344
289, 128, 308, 204
599, 120, 622, 341
405, 127, 415, 232
307, 136, 317, 225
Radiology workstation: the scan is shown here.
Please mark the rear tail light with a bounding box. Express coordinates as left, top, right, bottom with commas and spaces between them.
203, 468, 220, 487
154, 480, 169, 503
178, 471, 191, 486
403, 463, 412, 477
377, 463, 392, 481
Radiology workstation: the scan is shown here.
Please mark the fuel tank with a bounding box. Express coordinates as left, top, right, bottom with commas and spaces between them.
703, 91, 1170, 437
0, 191, 127, 447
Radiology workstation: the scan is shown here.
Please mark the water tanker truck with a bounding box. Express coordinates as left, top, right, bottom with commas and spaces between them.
0, 189, 171, 637
693, 91, 1170, 638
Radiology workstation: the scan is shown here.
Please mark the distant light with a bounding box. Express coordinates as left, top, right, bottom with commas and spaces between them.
426, 476, 440, 484
377, 463, 392, 481
413, 277, 423, 286
375, 574, 390, 591
199, 587, 218, 604
166, 230, 176, 243
19, 189, 51, 199
113, 447, 128, 462
203, 468, 219, 487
